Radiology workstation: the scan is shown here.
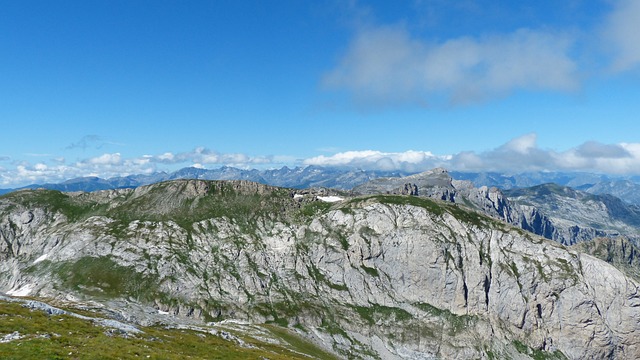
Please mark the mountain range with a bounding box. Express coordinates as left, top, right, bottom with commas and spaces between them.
353, 168, 640, 246
5, 166, 640, 206
3, 178, 640, 359
3, 169, 640, 358
0, 166, 411, 196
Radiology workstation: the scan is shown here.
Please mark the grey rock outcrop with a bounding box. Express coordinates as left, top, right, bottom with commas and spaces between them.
355, 169, 640, 245
505, 184, 640, 245
2, 180, 640, 359
572, 236, 640, 282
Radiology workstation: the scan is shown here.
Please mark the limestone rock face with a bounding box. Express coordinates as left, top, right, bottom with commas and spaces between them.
355, 169, 640, 245
2, 180, 640, 359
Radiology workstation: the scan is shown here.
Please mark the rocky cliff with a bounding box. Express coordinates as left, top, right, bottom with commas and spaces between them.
2, 179, 640, 359
572, 236, 640, 282
354, 169, 640, 245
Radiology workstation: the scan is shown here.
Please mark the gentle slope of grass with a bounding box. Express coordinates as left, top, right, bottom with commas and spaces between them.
0, 300, 331, 360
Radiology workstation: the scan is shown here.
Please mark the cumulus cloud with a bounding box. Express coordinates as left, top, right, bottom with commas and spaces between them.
574, 141, 631, 159
144, 147, 273, 166
0, 148, 287, 188
499, 133, 538, 154
304, 149, 448, 172
6, 139, 640, 188
4, 164, 73, 186
323, 25, 578, 105
82, 153, 122, 166
459, 135, 640, 174
602, 0, 640, 72
303, 134, 640, 175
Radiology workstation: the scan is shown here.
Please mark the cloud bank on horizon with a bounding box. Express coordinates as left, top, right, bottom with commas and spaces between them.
3, 134, 640, 187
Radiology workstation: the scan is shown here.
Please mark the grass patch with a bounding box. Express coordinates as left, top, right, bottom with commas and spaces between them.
361, 265, 379, 277
548, 258, 579, 285
299, 201, 333, 217
345, 194, 498, 229
353, 304, 412, 325
305, 265, 348, 291
337, 233, 349, 250
0, 300, 322, 359
254, 299, 321, 328
2, 190, 108, 221
512, 340, 568, 360
413, 302, 476, 335
357, 195, 445, 215
51, 256, 160, 301
106, 181, 294, 231
263, 325, 339, 360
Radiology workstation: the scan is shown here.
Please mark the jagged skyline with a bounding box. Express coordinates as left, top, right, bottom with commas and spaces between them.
1, 1, 639, 187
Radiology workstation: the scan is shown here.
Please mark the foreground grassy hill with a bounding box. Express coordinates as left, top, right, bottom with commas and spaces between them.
0, 297, 336, 360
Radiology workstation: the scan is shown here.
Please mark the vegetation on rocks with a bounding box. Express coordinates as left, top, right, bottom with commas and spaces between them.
3, 179, 640, 359
0, 299, 334, 359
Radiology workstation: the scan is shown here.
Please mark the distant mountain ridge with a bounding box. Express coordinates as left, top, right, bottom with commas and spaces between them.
451, 171, 640, 205
354, 169, 640, 245
0, 166, 411, 195
4, 165, 640, 206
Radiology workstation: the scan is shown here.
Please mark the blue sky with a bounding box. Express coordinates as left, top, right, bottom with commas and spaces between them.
1, 0, 640, 187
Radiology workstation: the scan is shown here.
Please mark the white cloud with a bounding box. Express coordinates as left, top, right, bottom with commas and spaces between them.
574, 141, 631, 159
303, 134, 640, 175
451, 135, 640, 174
142, 148, 275, 167
6, 138, 640, 189
6, 164, 74, 186
0, 148, 290, 188
84, 153, 122, 166
156, 152, 175, 162
304, 149, 445, 172
602, 0, 640, 72
500, 133, 538, 154
324, 25, 578, 105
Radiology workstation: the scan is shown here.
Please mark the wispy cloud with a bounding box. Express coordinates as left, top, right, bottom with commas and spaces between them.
65, 135, 124, 151
24, 153, 54, 157
65, 135, 103, 150
323, 25, 578, 106
143, 147, 274, 166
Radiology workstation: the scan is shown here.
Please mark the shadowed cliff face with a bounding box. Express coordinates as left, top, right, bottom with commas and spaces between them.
2, 179, 640, 359
572, 236, 640, 282
355, 169, 640, 246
